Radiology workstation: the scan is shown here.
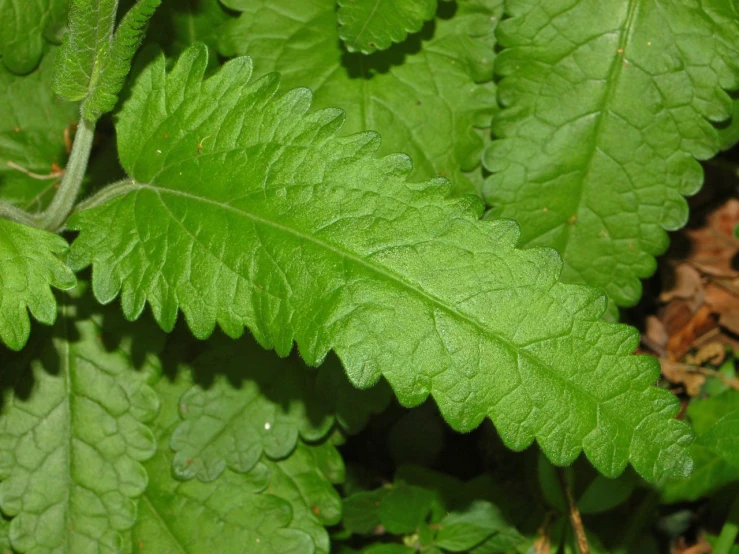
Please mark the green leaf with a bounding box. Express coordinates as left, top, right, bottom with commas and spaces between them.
0, 48, 79, 212
661, 391, 739, 503
0, 291, 161, 553
336, 0, 438, 54
69, 43, 693, 482
484, 0, 739, 312
379, 482, 435, 534
218, 0, 499, 195
0, 218, 76, 350
342, 488, 390, 535
576, 472, 635, 514
719, 98, 739, 151
169, 334, 389, 482
435, 500, 507, 551
0, 0, 68, 74
701, 411, 739, 468
134, 370, 343, 554
54, 0, 161, 121
146, 0, 232, 61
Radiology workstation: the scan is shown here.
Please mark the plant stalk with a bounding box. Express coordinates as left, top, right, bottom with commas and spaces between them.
560, 468, 590, 554
37, 116, 95, 231
0, 201, 38, 227
715, 494, 739, 554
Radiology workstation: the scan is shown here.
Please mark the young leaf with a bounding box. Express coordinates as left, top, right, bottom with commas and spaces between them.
69, 44, 693, 482
170, 334, 389, 482
0, 292, 161, 553
435, 500, 510, 552
218, 0, 499, 195
134, 371, 343, 554
0, 0, 67, 74
484, 0, 739, 312
0, 218, 76, 350
336, 0, 439, 54
54, 0, 161, 121
0, 48, 79, 211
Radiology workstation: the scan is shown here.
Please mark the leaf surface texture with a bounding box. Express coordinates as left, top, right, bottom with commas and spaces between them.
0, 0, 67, 73
0, 294, 161, 553
336, 0, 439, 54
134, 371, 343, 554
484, 0, 739, 311
0, 219, 75, 350
218, 0, 499, 195
69, 44, 693, 482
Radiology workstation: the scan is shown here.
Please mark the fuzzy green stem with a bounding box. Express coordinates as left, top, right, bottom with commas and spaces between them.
37, 117, 95, 231
715, 494, 739, 554
0, 201, 38, 227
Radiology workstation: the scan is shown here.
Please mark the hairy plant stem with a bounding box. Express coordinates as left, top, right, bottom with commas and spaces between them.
0, 201, 38, 227
37, 116, 95, 232
715, 494, 739, 554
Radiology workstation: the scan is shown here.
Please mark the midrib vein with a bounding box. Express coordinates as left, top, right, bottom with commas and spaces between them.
60, 300, 74, 552
354, 0, 383, 44
551, 0, 643, 254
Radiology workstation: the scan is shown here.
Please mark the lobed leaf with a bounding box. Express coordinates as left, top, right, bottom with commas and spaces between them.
0, 48, 79, 212
0, 218, 76, 351
336, 0, 439, 54
483, 0, 739, 314
69, 44, 693, 482
0, 0, 68, 74
54, 0, 161, 121
218, 0, 499, 195
170, 334, 389, 482
134, 370, 343, 554
0, 292, 161, 553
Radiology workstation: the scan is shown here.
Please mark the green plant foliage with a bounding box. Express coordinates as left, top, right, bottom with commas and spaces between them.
54, 0, 161, 121
0, 292, 161, 553
169, 334, 390, 482
0, 219, 75, 350
218, 0, 499, 195
342, 469, 525, 552
0, 48, 79, 211
133, 370, 344, 554
483, 0, 739, 313
336, 0, 440, 54
68, 43, 693, 482
0, 0, 67, 74
661, 391, 739, 503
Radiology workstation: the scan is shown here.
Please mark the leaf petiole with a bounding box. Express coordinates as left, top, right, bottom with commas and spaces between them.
0, 201, 39, 227
36, 116, 95, 232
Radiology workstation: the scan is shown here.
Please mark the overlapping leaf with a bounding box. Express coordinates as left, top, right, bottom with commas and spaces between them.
134, 371, 343, 554
661, 391, 739, 502
0, 48, 79, 211
484, 0, 739, 313
54, 0, 161, 121
170, 334, 390, 482
336, 0, 439, 54
0, 292, 161, 553
219, 0, 499, 195
68, 44, 693, 481
0, 218, 75, 350
0, 0, 67, 74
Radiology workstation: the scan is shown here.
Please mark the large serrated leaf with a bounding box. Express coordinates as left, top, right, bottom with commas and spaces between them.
0, 291, 162, 553
54, 0, 160, 121
336, 0, 439, 54
134, 370, 343, 554
0, 47, 79, 212
0, 219, 76, 351
218, 0, 499, 195
69, 44, 692, 482
170, 334, 390, 482
483, 0, 739, 313
0, 0, 68, 74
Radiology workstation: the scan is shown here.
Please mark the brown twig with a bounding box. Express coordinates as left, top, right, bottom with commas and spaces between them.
7, 161, 64, 180
560, 469, 590, 554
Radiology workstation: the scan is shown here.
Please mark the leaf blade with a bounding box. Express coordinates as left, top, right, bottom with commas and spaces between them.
484, 0, 739, 312
69, 44, 693, 482
0, 219, 76, 350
